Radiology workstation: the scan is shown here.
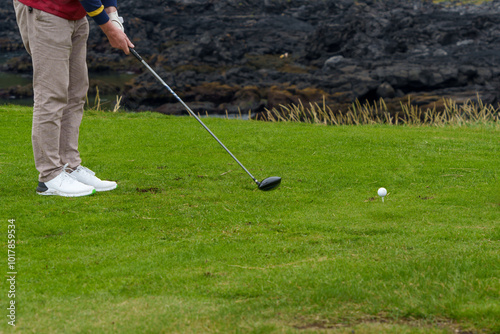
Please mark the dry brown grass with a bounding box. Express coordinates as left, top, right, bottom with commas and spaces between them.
85, 86, 122, 112
260, 96, 500, 126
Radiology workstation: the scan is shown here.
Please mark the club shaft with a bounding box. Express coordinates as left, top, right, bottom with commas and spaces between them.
131, 49, 259, 185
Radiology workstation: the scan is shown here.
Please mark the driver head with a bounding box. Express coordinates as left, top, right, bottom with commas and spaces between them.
258, 177, 281, 191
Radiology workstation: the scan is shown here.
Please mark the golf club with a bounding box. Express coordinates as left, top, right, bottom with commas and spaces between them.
130, 48, 281, 191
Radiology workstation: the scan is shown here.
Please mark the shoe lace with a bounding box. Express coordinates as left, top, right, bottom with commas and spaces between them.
75, 166, 96, 177
57, 164, 77, 186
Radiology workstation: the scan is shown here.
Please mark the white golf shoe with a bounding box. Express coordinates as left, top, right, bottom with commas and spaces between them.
37, 165, 96, 197
70, 166, 117, 192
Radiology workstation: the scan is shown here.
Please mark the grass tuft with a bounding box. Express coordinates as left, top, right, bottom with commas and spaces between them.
261, 96, 500, 126
85, 86, 123, 112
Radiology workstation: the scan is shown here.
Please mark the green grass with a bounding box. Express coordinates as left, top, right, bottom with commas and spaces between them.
1, 105, 499, 333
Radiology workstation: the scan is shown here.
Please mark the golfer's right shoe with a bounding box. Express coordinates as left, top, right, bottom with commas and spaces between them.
36, 167, 96, 197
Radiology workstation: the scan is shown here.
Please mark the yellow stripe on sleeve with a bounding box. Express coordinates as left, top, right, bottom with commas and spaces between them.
87, 5, 104, 17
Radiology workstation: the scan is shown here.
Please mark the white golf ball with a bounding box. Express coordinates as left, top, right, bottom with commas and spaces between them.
377, 187, 387, 197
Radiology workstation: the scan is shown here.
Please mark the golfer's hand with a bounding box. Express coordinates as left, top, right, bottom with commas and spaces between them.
100, 21, 134, 55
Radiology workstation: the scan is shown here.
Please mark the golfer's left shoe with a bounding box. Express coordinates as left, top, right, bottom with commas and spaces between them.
70, 166, 117, 192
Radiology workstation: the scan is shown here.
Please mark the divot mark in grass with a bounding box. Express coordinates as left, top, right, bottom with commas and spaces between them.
136, 187, 160, 194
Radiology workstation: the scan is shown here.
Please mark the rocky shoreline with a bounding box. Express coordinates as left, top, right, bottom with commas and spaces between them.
2, 0, 500, 116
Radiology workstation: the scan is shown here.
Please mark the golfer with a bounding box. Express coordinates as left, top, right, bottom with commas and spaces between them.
13, 0, 134, 197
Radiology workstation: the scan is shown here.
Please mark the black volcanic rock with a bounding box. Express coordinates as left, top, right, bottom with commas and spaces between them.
2, 0, 500, 114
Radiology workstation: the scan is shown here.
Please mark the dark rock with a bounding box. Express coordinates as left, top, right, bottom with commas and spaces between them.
156, 102, 215, 115
2, 0, 500, 115
231, 86, 264, 111
377, 82, 395, 99
323, 56, 346, 70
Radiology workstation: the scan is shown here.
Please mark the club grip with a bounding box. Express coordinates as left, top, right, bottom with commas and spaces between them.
130, 48, 143, 62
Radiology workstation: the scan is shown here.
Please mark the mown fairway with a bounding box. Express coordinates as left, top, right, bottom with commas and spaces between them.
1, 106, 499, 333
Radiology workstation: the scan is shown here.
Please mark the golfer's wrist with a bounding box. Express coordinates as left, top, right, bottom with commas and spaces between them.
91, 6, 117, 26
100, 20, 116, 34
105, 6, 117, 14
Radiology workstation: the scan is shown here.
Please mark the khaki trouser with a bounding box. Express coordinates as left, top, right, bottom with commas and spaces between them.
13, 0, 89, 182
